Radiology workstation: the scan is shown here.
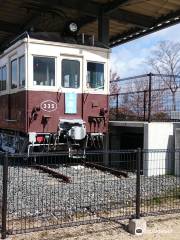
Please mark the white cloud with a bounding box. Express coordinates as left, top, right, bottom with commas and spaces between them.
110, 44, 153, 77
110, 23, 180, 78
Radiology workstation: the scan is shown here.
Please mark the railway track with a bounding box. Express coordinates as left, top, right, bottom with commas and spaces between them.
29, 156, 128, 183
82, 161, 128, 178
31, 164, 71, 183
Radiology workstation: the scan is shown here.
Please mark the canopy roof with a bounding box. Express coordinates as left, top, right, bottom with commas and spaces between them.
0, 0, 180, 50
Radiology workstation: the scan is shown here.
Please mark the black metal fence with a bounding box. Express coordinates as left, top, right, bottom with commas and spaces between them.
0, 149, 180, 238
110, 73, 180, 121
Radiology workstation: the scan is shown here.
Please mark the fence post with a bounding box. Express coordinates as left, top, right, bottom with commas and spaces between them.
116, 94, 119, 120
143, 91, 147, 121
148, 73, 152, 122
136, 148, 141, 219
1, 153, 8, 239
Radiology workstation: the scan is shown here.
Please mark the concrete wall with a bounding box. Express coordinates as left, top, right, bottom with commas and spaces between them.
175, 128, 180, 176
144, 122, 174, 150
143, 122, 174, 176
109, 121, 180, 176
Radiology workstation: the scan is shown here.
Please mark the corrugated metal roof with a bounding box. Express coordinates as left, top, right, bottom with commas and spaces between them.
0, 0, 180, 49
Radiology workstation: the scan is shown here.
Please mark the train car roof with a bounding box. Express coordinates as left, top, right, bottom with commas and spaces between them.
28, 32, 109, 49
0, 0, 180, 50
0, 32, 110, 56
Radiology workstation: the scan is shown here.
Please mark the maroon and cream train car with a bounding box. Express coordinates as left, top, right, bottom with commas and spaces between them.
0, 32, 110, 157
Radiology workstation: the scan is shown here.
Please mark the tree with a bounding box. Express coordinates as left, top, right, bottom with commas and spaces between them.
109, 71, 121, 120
147, 40, 180, 111
120, 76, 164, 120
109, 70, 165, 121
110, 70, 121, 94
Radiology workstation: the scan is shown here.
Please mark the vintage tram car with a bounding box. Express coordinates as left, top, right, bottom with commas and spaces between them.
0, 32, 110, 157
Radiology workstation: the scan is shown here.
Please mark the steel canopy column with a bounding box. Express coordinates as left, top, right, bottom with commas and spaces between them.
98, 11, 109, 46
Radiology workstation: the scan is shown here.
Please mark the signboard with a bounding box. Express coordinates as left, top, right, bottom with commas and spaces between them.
65, 92, 77, 114
40, 100, 57, 112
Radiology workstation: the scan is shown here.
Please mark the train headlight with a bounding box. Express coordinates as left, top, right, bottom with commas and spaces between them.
69, 22, 78, 33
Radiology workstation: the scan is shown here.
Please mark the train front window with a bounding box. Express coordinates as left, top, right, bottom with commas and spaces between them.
11, 59, 17, 89
87, 62, 104, 89
33, 56, 55, 86
19, 55, 25, 87
62, 59, 80, 88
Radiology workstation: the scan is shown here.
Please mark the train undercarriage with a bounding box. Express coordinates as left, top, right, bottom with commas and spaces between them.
0, 118, 104, 158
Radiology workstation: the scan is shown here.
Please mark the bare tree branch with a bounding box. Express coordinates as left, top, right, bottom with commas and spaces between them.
146, 40, 180, 111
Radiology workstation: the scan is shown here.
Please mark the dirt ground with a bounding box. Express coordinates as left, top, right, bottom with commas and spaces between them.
7, 213, 180, 240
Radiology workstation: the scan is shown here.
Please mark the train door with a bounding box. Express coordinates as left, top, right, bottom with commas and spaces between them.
61, 56, 83, 118
60, 55, 87, 158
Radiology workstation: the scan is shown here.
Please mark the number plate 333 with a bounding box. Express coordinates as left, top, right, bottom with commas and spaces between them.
40, 100, 57, 112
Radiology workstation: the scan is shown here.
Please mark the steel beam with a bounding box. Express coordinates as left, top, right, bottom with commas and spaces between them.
102, 0, 131, 14
110, 10, 180, 47
77, 9, 154, 29
112, 9, 154, 28
98, 11, 109, 45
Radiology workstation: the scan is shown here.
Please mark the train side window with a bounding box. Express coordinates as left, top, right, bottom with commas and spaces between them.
0, 66, 6, 91
11, 59, 18, 89
62, 59, 80, 88
33, 56, 55, 86
2, 65, 7, 91
0, 67, 2, 91
87, 62, 104, 89
19, 55, 25, 87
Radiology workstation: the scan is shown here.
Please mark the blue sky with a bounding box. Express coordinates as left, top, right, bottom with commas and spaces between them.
110, 23, 180, 78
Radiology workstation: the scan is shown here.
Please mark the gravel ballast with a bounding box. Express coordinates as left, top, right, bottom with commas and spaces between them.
0, 164, 180, 220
